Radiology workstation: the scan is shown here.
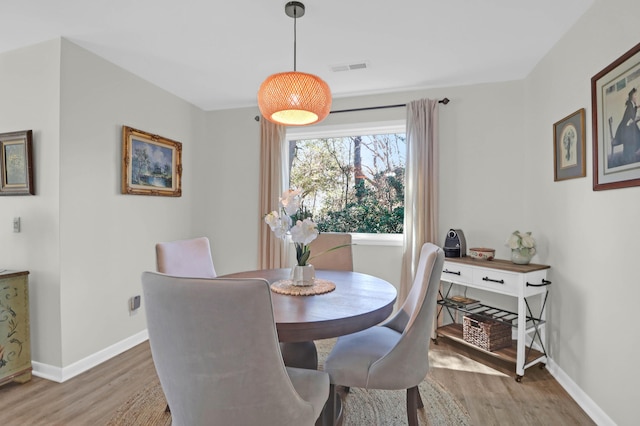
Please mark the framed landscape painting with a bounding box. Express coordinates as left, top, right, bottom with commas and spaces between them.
0, 130, 34, 195
591, 41, 640, 190
553, 109, 586, 181
121, 126, 182, 196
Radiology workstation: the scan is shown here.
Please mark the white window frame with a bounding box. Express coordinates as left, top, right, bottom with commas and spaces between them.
286, 120, 406, 247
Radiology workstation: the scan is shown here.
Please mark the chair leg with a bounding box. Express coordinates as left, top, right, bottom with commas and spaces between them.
406, 386, 419, 426
321, 384, 337, 426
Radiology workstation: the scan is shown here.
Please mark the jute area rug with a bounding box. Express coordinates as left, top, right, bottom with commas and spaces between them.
108, 339, 470, 425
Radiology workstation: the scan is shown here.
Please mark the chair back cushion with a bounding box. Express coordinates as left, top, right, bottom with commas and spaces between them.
369, 243, 444, 388
308, 232, 353, 271
142, 272, 323, 425
155, 236, 216, 278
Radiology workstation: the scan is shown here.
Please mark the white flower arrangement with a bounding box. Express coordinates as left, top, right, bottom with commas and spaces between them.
506, 230, 536, 255
265, 189, 319, 266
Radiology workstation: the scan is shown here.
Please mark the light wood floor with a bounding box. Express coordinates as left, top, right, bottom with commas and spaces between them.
0, 338, 594, 425
428, 338, 595, 425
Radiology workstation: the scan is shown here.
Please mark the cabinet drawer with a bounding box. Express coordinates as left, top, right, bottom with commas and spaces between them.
442, 262, 473, 283
472, 269, 519, 295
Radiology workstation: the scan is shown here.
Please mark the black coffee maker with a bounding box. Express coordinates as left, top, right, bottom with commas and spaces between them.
444, 229, 466, 258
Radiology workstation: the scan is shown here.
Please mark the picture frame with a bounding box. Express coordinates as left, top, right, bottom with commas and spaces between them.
591, 41, 640, 190
121, 126, 182, 197
0, 130, 34, 196
553, 108, 586, 181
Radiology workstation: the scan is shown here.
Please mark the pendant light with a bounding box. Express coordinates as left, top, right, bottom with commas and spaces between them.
258, 1, 332, 126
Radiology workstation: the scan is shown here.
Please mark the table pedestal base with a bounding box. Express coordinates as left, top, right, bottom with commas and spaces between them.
280, 341, 318, 370
321, 384, 344, 426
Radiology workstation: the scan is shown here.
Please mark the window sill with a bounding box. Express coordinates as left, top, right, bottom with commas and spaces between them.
350, 233, 403, 247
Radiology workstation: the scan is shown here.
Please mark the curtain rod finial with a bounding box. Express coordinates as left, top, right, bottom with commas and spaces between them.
440, 98, 450, 105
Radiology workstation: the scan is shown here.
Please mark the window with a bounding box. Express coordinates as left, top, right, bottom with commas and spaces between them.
287, 123, 406, 234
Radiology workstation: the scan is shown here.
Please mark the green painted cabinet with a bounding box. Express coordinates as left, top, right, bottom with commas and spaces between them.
0, 270, 31, 386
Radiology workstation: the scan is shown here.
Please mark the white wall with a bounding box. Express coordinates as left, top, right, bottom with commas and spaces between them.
0, 40, 63, 366
198, 83, 526, 277
524, 0, 639, 424
192, 107, 262, 276
57, 40, 205, 366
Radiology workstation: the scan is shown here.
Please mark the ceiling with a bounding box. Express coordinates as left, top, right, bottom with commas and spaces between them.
0, 0, 594, 111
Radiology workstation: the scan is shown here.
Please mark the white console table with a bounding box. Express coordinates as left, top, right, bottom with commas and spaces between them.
435, 257, 551, 381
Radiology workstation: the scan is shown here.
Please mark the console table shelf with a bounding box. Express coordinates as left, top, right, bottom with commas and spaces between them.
437, 300, 546, 331
436, 323, 545, 365
434, 257, 551, 382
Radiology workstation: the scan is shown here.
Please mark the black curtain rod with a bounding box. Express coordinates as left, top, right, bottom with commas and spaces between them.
330, 97, 450, 115
253, 97, 450, 121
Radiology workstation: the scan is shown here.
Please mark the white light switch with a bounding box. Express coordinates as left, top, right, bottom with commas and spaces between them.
13, 217, 20, 233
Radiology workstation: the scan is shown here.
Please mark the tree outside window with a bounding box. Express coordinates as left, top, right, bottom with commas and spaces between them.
289, 133, 406, 234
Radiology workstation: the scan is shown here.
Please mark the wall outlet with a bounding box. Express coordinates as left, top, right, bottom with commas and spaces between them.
13, 217, 20, 233
130, 295, 141, 311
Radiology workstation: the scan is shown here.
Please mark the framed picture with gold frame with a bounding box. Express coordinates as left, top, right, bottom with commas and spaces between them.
121, 126, 182, 196
0, 130, 34, 195
553, 109, 586, 182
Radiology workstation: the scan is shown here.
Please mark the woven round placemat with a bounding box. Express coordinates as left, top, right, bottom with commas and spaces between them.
270, 279, 336, 296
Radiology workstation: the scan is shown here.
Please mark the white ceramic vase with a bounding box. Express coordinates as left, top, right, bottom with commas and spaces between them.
290, 264, 315, 286
511, 248, 535, 265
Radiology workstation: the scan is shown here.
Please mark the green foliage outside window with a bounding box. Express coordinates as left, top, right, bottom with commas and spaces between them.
289, 133, 405, 234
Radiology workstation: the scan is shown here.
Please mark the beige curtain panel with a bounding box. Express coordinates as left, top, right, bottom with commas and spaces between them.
399, 98, 440, 304
259, 118, 288, 269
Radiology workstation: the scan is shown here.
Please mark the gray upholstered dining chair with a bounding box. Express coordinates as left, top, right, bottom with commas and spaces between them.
323, 243, 444, 426
155, 236, 218, 414
155, 236, 217, 278
141, 272, 330, 426
308, 232, 353, 271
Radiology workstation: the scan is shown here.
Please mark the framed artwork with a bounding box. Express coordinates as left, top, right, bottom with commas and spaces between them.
553, 108, 586, 181
0, 130, 34, 195
121, 126, 182, 196
591, 41, 640, 190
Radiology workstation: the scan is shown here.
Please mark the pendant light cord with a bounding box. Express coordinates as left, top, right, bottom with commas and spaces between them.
293, 8, 297, 72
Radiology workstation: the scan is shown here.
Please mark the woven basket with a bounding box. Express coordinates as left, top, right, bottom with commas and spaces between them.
463, 315, 511, 352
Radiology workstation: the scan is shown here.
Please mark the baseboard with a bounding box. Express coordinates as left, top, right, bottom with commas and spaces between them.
519, 335, 614, 424
32, 330, 149, 383
546, 358, 615, 426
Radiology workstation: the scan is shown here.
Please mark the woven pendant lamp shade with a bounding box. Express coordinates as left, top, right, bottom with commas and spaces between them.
258, 71, 332, 126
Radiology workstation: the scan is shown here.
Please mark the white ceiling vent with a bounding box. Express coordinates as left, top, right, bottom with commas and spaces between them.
331, 61, 370, 72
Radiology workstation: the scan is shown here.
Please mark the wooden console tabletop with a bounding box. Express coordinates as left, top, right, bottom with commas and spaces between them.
444, 256, 550, 273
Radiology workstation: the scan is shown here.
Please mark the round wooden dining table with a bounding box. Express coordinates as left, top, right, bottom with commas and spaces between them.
220, 268, 397, 369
